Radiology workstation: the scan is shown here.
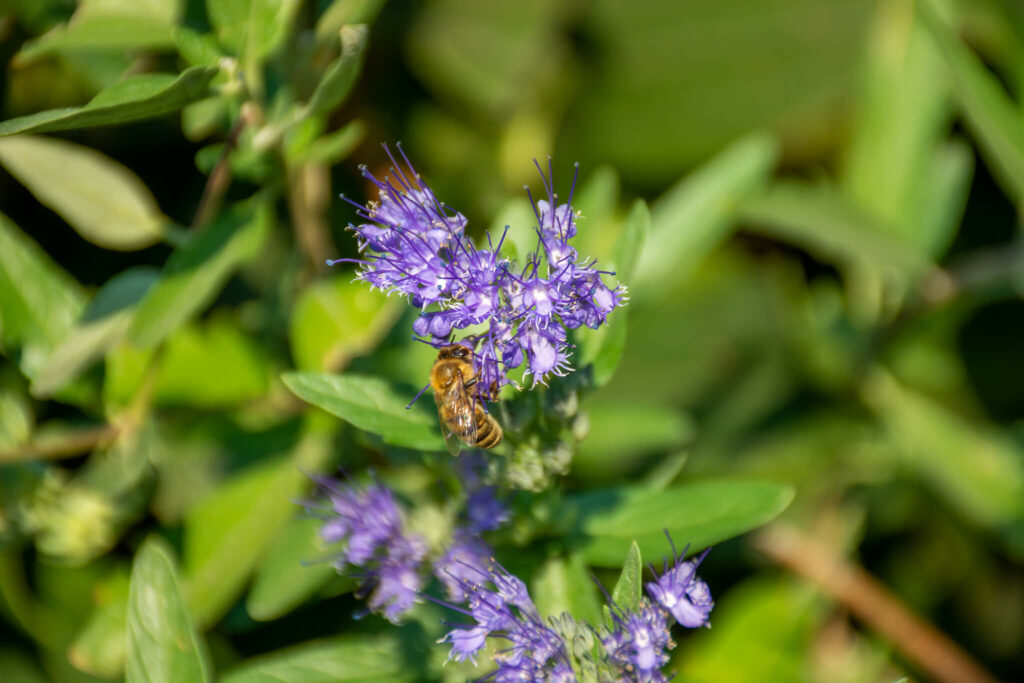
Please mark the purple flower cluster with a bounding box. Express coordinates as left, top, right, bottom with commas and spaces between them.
439, 559, 576, 681
439, 540, 714, 682
331, 145, 627, 398
308, 478, 428, 623
306, 468, 509, 624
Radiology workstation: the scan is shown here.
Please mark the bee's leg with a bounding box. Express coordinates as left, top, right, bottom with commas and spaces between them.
488, 380, 499, 401
464, 377, 478, 389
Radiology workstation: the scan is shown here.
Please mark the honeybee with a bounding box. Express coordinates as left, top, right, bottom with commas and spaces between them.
430, 344, 502, 455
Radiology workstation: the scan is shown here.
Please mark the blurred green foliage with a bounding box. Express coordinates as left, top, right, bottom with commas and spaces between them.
0, 0, 1022, 681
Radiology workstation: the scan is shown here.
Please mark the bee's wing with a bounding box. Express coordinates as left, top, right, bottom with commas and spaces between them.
437, 371, 477, 457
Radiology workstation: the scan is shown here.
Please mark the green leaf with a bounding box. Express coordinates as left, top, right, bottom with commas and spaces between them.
128, 199, 271, 348
677, 578, 821, 682
0, 66, 218, 136
614, 199, 649, 287
0, 135, 166, 250
610, 541, 643, 613
16, 15, 177, 63
315, 0, 387, 44
294, 120, 366, 165
304, 25, 368, 118
739, 180, 934, 276
919, 0, 1024, 207
289, 275, 402, 372
174, 27, 225, 67
575, 200, 647, 387
208, 0, 303, 61
559, 0, 873, 181
31, 267, 158, 398
183, 449, 317, 627
154, 318, 269, 407
247, 517, 341, 622
281, 372, 445, 451
839, 0, 955, 254
219, 634, 414, 683
563, 480, 794, 567
576, 317, 627, 389
0, 213, 86, 377
126, 537, 211, 683
531, 554, 602, 625
407, 0, 564, 120
633, 133, 778, 300
573, 400, 696, 480
68, 594, 128, 678
861, 369, 1024, 528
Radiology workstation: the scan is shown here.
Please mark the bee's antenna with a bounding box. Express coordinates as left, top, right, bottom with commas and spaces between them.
406, 382, 432, 409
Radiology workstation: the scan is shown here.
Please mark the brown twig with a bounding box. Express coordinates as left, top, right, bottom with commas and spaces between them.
0, 424, 118, 464
191, 104, 255, 229
753, 524, 999, 683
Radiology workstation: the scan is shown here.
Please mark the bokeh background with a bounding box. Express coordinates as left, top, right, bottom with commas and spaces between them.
0, 0, 1022, 681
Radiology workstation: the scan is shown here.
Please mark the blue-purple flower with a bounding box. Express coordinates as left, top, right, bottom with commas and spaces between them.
330, 145, 628, 399
436, 540, 714, 682
645, 546, 714, 629
603, 602, 674, 682
306, 478, 427, 623
438, 559, 575, 680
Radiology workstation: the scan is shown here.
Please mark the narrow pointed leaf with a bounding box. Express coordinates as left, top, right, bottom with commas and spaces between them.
634, 133, 778, 300
564, 480, 794, 567
128, 199, 271, 348
611, 541, 643, 613
126, 537, 211, 683
304, 25, 368, 118
919, 0, 1024, 206
219, 634, 413, 683
281, 372, 445, 451
0, 135, 166, 250
0, 67, 217, 136
31, 267, 158, 397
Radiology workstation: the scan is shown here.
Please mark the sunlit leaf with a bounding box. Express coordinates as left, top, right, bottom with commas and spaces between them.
128, 198, 271, 348
295, 120, 366, 165
531, 553, 602, 625
610, 541, 642, 613
675, 578, 822, 681
289, 275, 402, 372
219, 634, 414, 683
68, 594, 128, 678
183, 452, 313, 627
208, 0, 303, 61
0, 135, 166, 250
155, 318, 269, 407
31, 267, 158, 398
315, 0, 387, 44
16, 15, 177, 63
633, 133, 778, 301
304, 25, 368, 118
126, 537, 210, 683
247, 517, 344, 622
281, 372, 445, 451
564, 480, 794, 567
0, 213, 85, 378
0, 66, 217, 136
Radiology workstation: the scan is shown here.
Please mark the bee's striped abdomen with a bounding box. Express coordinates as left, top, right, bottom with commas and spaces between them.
473, 404, 502, 449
